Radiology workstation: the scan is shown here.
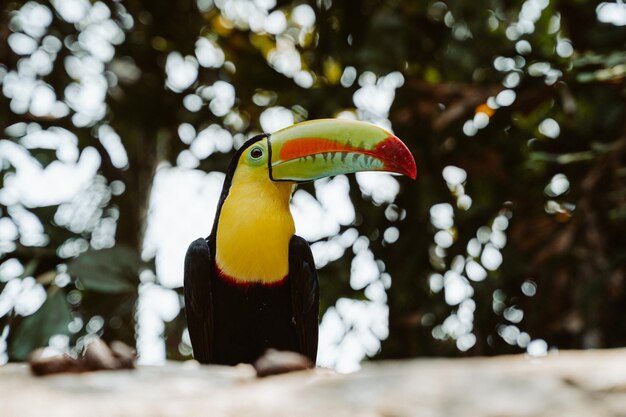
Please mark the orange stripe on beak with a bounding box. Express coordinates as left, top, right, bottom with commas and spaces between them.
278, 136, 417, 179
278, 137, 368, 160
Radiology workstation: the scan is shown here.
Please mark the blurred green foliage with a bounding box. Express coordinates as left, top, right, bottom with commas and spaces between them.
1, 0, 626, 363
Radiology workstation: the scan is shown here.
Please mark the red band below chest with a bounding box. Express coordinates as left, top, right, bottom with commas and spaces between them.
216, 267, 288, 288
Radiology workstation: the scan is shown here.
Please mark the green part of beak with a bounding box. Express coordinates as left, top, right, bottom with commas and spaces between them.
268, 119, 417, 182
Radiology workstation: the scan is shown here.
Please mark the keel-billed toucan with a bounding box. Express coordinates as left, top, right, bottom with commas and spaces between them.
184, 119, 416, 365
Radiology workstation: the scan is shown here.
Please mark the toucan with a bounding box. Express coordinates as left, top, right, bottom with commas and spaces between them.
183, 119, 416, 365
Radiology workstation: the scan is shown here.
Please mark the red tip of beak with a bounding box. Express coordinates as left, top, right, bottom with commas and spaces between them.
376, 135, 417, 179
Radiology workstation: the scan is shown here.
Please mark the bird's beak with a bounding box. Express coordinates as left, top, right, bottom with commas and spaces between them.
268, 119, 417, 182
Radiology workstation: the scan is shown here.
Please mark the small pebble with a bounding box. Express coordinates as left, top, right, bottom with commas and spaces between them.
28, 338, 136, 376
110, 341, 136, 369
84, 338, 121, 370
29, 349, 82, 376
253, 349, 314, 378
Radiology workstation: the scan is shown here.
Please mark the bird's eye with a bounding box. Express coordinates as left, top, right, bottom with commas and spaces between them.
250, 147, 263, 159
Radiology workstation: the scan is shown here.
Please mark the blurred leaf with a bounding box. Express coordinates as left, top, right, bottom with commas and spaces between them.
323, 57, 342, 84
573, 51, 626, 68
67, 246, 141, 294
9, 288, 72, 361
31, 149, 58, 168
36, 270, 56, 285
20, 259, 40, 279
28, 205, 58, 222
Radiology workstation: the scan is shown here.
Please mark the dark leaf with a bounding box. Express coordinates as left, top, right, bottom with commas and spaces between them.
67, 246, 140, 294
10, 288, 72, 361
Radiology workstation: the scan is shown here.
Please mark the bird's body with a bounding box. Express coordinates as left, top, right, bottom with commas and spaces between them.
212, 258, 304, 365
184, 119, 415, 365
185, 234, 318, 365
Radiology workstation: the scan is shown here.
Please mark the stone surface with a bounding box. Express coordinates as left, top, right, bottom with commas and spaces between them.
3, 349, 626, 417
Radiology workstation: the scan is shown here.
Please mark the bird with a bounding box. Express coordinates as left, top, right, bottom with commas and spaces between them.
183, 118, 416, 365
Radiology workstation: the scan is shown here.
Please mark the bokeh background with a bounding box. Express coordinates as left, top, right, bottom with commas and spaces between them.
1, 0, 625, 372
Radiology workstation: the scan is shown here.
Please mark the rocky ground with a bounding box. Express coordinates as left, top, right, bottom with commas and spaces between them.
3, 348, 626, 417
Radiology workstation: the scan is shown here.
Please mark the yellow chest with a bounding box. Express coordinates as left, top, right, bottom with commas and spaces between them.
215, 173, 295, 284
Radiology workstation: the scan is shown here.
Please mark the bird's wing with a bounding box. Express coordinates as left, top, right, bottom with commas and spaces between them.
183, 237, 214, 364
288, 235, 320, 363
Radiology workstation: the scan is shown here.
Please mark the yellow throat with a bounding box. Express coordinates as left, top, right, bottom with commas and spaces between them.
215, 142, 296, 284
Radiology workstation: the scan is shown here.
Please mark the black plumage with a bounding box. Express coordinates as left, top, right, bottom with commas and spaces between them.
183, 136, 319, 365
184, 235, 319, 365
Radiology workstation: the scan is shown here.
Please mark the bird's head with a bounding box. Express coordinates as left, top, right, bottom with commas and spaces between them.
234, 119, 416, 185
214, 119, 416, 282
